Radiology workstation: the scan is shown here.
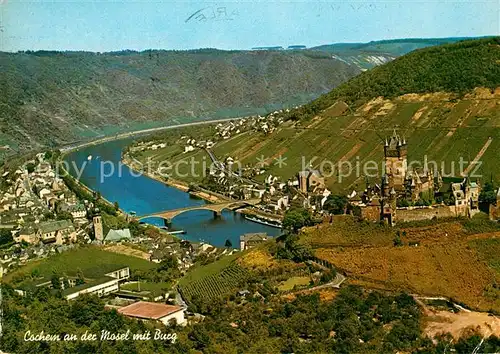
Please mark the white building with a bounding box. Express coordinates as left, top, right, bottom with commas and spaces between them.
65, 277, 120, 300
64, 267, 130, 300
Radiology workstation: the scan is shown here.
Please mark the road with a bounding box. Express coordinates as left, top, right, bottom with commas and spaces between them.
60, 117, 239, 153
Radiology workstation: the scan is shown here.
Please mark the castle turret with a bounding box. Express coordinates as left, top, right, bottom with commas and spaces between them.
384, 129, 408, 193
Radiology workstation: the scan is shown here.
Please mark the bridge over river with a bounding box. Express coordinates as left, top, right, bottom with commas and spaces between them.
132, 199, 261, 224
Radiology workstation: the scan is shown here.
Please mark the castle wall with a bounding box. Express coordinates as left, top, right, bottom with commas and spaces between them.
360, 205, 381, 222
396, 205, 467, 223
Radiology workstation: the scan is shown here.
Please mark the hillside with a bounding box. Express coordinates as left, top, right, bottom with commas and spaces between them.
301, 216, 500, 312
135, 38, 500, 191
310, 37, 484, 70
295, 37, 500, 119
0, 49, 362, 152
139, 87, 500, 191
312, 37, 483, 56
1, 37, 479, 155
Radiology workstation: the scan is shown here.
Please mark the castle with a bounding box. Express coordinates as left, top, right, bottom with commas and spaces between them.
381, 130, 439, 202
351, 130, 481, 225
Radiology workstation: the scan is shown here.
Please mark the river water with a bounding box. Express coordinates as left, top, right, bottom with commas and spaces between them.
65, 138, 281, 247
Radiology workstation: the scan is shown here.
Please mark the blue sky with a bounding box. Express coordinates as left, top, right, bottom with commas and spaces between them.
0, 0, 498, 52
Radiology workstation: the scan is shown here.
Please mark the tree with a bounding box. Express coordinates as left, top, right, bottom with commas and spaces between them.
397, 198, 410, 208
51, 273, 61, 289
158, 255, 178, 272
43, 211, 56, 220
76, 269, 85, 285
323, 195, 348, 215
0, 229, 13, 245
26, 162, 36, 174
479, 181, 497, 204
56, 211, 73, 221
393, 231, 403, 246
113, 201, 120, 211
282, 208, 313, 233
224, 239, 233, 248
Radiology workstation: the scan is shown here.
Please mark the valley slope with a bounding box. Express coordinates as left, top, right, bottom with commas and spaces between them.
140, 38, 500, 191
1, 49, 361, 152
0, 37, 480, 155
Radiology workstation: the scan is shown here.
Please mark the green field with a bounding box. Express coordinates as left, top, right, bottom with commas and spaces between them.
277, 276, 311, 291
178, 254, 249, 303
121, 281, 171, 296
4, 246, 156, 285
178, 254, 240, 286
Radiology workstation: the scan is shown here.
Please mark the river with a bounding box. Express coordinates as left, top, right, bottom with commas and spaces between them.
65, 138, 281, 247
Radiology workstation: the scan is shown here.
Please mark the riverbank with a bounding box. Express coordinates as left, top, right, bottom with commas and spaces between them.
121, 155, 228, 204
236, 207, 284, 222
122, 154, 285, 225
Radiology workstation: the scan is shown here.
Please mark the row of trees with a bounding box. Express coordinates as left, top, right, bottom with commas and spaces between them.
2, 280, 498, 353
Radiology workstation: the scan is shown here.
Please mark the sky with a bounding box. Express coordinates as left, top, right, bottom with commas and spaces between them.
0, 0, 498, 52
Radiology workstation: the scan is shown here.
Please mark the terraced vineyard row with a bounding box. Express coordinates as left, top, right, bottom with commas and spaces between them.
178, 263, 249, 303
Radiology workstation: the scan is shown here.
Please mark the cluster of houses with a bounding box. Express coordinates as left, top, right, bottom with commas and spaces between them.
127, 113, 286, 160
0, 154, 98, 272
0, 153, 90, 227
136, 235, 236, 273
214, 112, 285, 139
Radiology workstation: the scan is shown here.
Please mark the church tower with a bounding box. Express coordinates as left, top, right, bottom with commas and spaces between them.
93, 215, 104, 242
384, 129, 408, 193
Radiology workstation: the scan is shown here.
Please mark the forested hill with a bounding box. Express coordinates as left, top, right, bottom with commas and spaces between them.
1, 38, 494, 153
311, 37, 482, 56
290, 37, 500, 120
0, 49, 362, 151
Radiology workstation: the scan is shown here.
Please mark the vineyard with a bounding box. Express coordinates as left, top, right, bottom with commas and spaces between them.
178, 262, 249, 304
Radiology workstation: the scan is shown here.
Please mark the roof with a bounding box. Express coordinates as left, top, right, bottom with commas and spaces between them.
62, 276, 117, 296
298, 170, 322, 180
105, 229, 132, 242
118, 301, 183, 320
38, 220, 73, 234
350, 194, 362, 201
387, 129, 404, 149
61, 203, 86, 212
19, 225, 36, 235
240, 232, 268, 242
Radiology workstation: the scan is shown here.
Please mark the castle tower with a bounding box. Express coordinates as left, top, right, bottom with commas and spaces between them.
384, 129, 408, 193
93, 215, 104, 242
